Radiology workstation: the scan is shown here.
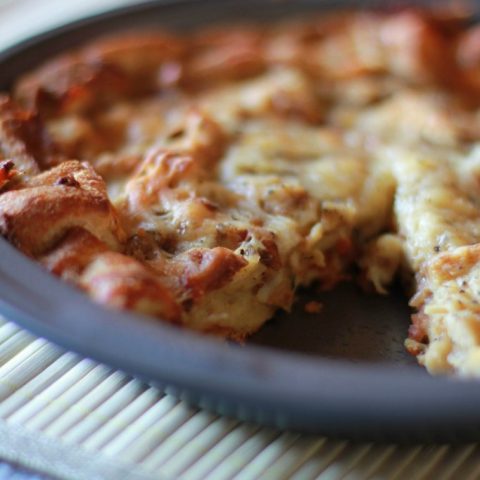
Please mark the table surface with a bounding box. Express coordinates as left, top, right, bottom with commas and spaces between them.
0, 463, 48, 480
1, 1, 480, 480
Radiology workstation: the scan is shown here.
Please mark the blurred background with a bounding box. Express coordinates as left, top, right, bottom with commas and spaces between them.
0, 0, 138, 49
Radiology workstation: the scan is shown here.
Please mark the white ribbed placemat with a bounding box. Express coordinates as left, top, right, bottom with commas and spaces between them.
0, 316, 480, 480
1, 1, 480, 478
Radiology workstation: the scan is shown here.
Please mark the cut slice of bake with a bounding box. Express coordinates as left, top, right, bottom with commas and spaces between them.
390, 147, 480, 376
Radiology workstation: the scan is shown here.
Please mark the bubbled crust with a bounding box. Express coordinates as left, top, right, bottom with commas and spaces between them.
81, 252, 181, 323
123, 109, 226, 216
40, 228, 182, 324
33, 214, 183, 323
184, 27, 266, 87
178, 247, 248, 300
15, 33, 186, 116
0, 160, 124, 256
39, 227, 109, 281
0, 95, 60, 175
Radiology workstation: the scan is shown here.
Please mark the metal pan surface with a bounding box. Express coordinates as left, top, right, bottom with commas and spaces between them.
1, 0, 480, 441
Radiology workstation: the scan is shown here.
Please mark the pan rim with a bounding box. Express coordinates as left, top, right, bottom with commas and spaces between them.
0, 0, 479, 439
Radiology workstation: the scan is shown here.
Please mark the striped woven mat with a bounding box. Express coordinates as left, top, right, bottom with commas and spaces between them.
0, 318, 480, 480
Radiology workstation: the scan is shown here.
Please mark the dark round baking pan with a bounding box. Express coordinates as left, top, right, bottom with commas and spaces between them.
1, 0, 480, 441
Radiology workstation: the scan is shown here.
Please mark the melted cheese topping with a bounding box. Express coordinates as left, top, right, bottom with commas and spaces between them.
4, 8, 480, 374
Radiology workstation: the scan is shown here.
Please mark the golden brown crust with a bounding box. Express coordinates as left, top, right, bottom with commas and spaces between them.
40, 227, 109, 280
0, 95, 60, 174
180, 247, 248, 300
81, 252, 181, 323
0, 160, 18, 191
184, 27, 266, 87
0, 160, 124, 256
15, 33, 186, 116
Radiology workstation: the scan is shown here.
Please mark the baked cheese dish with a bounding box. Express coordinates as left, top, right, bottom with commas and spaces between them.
2, 7, 480, 376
